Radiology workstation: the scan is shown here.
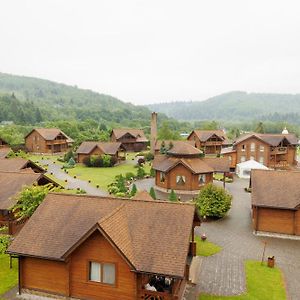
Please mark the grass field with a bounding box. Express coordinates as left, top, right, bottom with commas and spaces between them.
199, 260, 286, 300
195, 236, 222, 256
0, 254, 18, 296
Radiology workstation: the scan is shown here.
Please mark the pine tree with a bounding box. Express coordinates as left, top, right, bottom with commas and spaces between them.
169, 189, 177, 202
131, 184, 137, 197
149, 187, 156, 200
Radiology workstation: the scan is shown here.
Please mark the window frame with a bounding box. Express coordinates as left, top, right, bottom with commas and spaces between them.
176, 175, 186, 186
250, 142, 255, 152
87, 260, 117, 287
198, 174, 206, 186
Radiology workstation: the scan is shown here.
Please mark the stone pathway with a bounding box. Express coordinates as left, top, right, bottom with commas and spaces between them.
197, 177, 300, 299
41, 160, 108, 196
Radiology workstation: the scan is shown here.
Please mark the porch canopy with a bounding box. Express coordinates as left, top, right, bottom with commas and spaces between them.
236, 159, 268, 179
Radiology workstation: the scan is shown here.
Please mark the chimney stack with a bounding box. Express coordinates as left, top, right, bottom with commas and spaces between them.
150, 112, 157, 154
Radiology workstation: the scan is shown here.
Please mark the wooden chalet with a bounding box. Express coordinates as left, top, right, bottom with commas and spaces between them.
8, 193, 201, 300
154, 140, 195, 155
187, 130, 231, 155
76, 141, 124, 163
251, 169, 300, 236
152, 143, 230, 198
0, 171, 58, 235
110, 129, 148, 152
222, 132, 298, 170
0, 158, 45, 173
25, 128, 74, 154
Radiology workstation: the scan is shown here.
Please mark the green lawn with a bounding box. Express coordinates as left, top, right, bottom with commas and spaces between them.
0, 254, 18, 296
199, 261, 286, 300
213, 173, 233, 183
67, 161, 152, 191
195, 236, 222, 256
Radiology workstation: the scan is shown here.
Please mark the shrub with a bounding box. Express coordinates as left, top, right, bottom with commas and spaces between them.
108, 185, 119, 194
196, 183, 232, 218
149, 187, 156, 200
0, 235, 10, 254
64, 150, 75, 162
82, 156, 92, 167
68, 157, 76, 167
169, 189, 177, 202
92, 155, 103, 167
138, 157, 145, 166
145, 152, 154, 161
150, 168, 155, 177
125, 172, 135, 181
76, 189, 87, 194
115, 192, 126, 198
136, 166, 146, 179
102, 154, 111, 167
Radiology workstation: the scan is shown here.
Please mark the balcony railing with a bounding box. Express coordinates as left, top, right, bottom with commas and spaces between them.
270, 147, 287, 155
139, 290, 172, 300
204, 141, 223, 146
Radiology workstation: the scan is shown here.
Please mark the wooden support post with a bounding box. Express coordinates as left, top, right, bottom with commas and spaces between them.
223, 172, 226, 188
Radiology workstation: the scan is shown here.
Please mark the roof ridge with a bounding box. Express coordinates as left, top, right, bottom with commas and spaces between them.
98, 202, 127, 224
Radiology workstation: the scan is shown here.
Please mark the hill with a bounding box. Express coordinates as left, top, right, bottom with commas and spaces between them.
147, 91, 300, 124
0, 72, 157, 128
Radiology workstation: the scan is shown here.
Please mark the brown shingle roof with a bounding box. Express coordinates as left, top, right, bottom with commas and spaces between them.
0, 171, 43, 210
203, 157, 231, 173
152, 155, 214, 174
167, 142, 202, 156
76, 141, 122, 155
0, 158, 44, 173
189, 130, 231, 145
132, 190, 154, 201
234, 133, 298, 147
251, 169, 300, 209
112, 128, 148, 142
154, 140, 195, 151
8, 193, 197, 277
0, 147, 11, 159
26, 128, 74, 143
221, 146, 236, 154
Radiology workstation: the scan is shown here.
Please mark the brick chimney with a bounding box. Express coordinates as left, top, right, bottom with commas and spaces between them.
150, 112, 157, 154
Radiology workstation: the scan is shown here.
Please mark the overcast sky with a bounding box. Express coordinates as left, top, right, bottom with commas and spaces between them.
0, 0, 300, 105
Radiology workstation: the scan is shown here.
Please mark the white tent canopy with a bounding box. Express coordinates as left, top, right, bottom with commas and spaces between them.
236, 159, 269, 179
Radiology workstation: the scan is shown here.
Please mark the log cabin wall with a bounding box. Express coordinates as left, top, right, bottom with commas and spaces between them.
69, 231, 137, 300
254, 207, 296, 235
21, 257, 69, 296
25, 131, 48, 153
223, 152, 237, 170
77, 147, 105, 163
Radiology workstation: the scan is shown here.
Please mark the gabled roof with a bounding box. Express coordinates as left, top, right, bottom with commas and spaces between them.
132, 190, 154, 201
203, 157, 231, 173
8, 193, 198, 278
188, 130, 231, 144
0, 171, 44, 210
251, 169, 300, 209
234, 132, 298, 147
111, 128, 148, 142
76, 141, 122, 155
154, 140, 195, 151
25, 128, 74, 143
167, 142, 202, 156
0, 158, 45, 173
152, 155, 214, 174
0, 147, 12, 159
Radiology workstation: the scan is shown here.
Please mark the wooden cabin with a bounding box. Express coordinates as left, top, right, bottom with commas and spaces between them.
152, 143, 230, 198
0, 158, 45, 173
8, 193, 201, 300
154, 140, 195, 155
251, 169, 300, 236
0, 137, 9, 147
110, 129, 148, 152
25, 128, 74, 154
222, 132, 298, 170
76, 141, 124, 163
0, 171, 58, 235
187, 130, 231, 155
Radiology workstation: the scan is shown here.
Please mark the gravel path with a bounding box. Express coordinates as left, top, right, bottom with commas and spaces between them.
42, 160, 108, 196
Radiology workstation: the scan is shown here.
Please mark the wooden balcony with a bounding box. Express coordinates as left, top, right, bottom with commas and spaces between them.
139, 289, 172, 300
204, 141, 223, 146
270, 147, 287, 155
46, 140, 68, 145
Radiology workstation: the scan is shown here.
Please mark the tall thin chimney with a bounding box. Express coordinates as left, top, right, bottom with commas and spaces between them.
150, 112, 157, 154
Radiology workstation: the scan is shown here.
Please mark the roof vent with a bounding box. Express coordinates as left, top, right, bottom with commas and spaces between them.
282, 127, 289, 134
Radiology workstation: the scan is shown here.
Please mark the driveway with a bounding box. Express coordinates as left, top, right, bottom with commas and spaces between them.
197, 177, 300, 299
42, 160, 108, 196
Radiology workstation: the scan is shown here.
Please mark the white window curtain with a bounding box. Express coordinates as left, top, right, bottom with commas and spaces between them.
89, 262, 101, 282
103, 263, 116, 284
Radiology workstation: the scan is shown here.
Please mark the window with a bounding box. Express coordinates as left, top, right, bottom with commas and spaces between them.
240, 156, 246, 162
228, 156, 232, 161
160, 172, 165, 183
89, 261, 116, 285
241, 144, 246, 152
259, 145, 264, 152
259, 156, 264, 164
250, 143, 255, 152
250, 156, 254, 160
176, 175, 186, 185
199, 174, 206, 185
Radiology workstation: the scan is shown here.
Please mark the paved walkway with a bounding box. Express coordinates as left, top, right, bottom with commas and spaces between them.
42, 160, 108, 196
197, 177, 300, 299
